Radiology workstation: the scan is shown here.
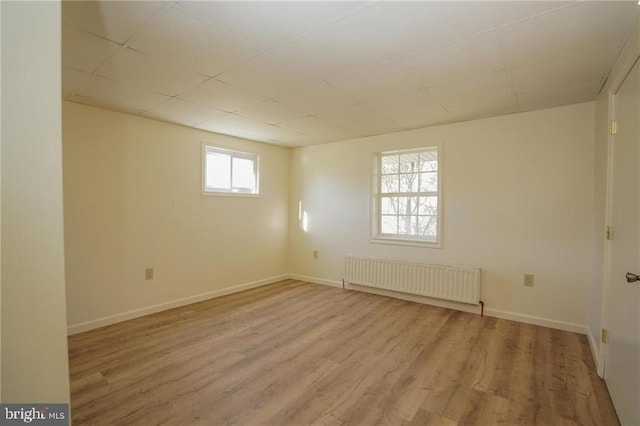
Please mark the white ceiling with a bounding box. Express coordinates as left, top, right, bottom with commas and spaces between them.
62, 1, 639, 147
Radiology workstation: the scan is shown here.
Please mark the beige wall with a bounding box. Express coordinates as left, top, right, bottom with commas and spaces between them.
289, 102, 595, 330
590, 10, 640, 369
63, 102, 290, 331
1, 1, 70, 403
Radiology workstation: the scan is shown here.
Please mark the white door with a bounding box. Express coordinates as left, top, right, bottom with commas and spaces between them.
605, 57, 640, 426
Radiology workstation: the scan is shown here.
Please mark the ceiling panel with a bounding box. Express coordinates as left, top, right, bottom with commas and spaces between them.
128, 7, 261, 78
96, 47, 208, 97
177, 1, 345, 51
62, 24, 120, 74
62, 1, 639, 147
428, 69, 513, 108
347, 1, 495, 56
367, 89, 451, 130
216, 54, 321, 99
491, 2, 575, 26
144, 99, 227, 125
510, 48, 613, 94
274, 81, 358, 114
279, 114, 358, 142
517, 79, 602, 112
499, 1, 637, 68
269, 18, 390, 82
400, 30, 506, 88
62, 1, 164, 45
63, 66, 170, 112
329, 61, 426, 103
198, 113, 311, 146
447, 94, 519, 122
236, 99, 309, 126
179, 79, 267, 113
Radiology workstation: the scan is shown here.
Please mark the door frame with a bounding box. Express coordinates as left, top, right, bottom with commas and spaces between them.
599, 53, 640, 378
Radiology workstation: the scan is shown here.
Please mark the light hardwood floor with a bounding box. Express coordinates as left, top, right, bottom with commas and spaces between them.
68, 279, 619, 425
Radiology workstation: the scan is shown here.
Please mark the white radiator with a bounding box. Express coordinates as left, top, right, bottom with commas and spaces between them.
344, 255, 481, 305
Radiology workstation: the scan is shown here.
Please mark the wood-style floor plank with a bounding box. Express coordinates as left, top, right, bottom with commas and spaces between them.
68, 280, 619, 425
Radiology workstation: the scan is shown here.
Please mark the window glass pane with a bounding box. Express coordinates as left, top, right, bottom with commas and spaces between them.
398, 215, 417, 235
399, 153, 420, 173
419, 151, 437, 172
381, 197, 398, 215
418, 216, 437, 238
400, 173, 419, 192
232, 157, 255, 191
206, 152, 231, 189
381, 174, 399, 193
381, 155, 399, 174
381, 215, 398, 234
418, 196, 438, 215
419, 172, 438, 192
398, 197, 418, 215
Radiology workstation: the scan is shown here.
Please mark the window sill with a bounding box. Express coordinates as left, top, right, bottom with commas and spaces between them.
202, 191, 260, 198
370, 236, 441, 249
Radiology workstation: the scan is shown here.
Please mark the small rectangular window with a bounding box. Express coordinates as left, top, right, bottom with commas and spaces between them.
203, 145, 259, 195
372, 147, 441, 247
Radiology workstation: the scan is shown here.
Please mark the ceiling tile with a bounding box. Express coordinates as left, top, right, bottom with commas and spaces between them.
275, 81, 358, 114
517, 79, 602, 113
179, 79, 267, 113
347, 1, 495, 56
66, 93, 145, 116
198, 113, 309, 146
63, 66, 170, 112
401, 30, 506, 88
269, 18, 389, 82
216, 53, 319, 98
491, 2, 575, 26
447, 94, 518, 123
96, 47, 208, 97
62, 24, 121, 74
314, 103, 398, 137
128, 7, 261, 78
280, 114, 359, 142
236, 99, 308, 126
367, 89, 451, 130
62, 1, 164, 45
510, 48, 612, 94
144, 99, 227, 125
329, 61, 426, 103
499, 1, 638, 68
335, 2, 373, 14
428, 69, 514, 108
178, 1, 344, 51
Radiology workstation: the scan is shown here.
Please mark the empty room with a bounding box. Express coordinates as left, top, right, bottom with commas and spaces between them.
1, 0, 640, 425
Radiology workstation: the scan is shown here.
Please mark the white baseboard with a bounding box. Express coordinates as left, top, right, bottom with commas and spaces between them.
484, 308, 587, 335
67, 275, 288, 335
292, 274, 590, 336
288, 274, 343, 288
586, 327, 603, 377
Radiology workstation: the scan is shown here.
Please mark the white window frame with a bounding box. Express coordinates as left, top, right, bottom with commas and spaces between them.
202, 144, 260, 196
371, 146, 442, 248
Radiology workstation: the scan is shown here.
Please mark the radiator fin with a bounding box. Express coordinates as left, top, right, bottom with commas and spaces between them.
344, 256, 481, 305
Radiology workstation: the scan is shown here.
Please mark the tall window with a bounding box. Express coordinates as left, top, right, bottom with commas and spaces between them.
203, 145, 259, 195
373, 147, 440, 246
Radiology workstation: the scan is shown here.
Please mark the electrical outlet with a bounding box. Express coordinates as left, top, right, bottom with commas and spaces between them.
145, 268, 154, 280
313, 250, 318, 259
524, 273, 534, 287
